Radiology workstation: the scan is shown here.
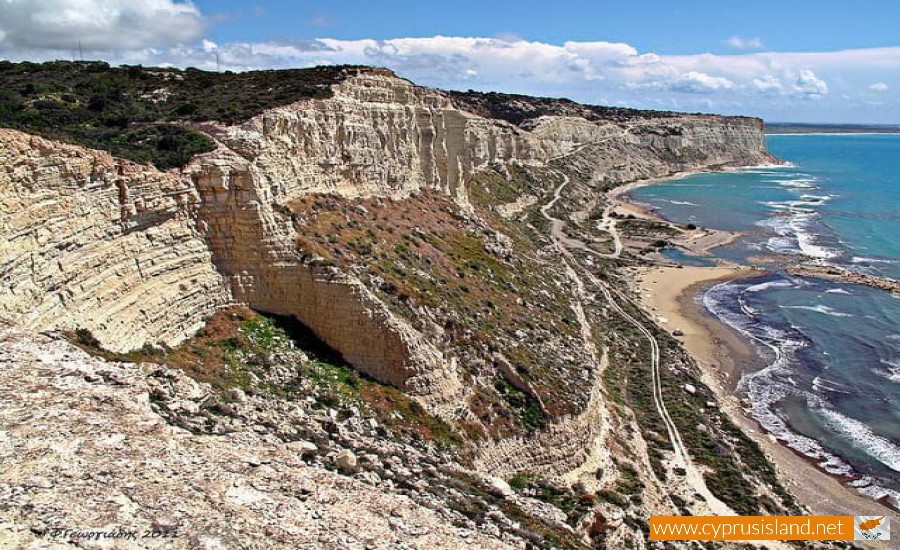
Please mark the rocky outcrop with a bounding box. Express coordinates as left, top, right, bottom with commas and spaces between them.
474, 356, 610, 478
0, 328, 520, 549
0, 130, 230, 353
186, 150, 460, 397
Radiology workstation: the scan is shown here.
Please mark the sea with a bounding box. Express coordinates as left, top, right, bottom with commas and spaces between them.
629, 134, 900, 509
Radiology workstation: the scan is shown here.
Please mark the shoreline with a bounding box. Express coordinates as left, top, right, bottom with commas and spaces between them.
606, 165, 781, 263
611, 163, 897, 517
631, 265, 894, 518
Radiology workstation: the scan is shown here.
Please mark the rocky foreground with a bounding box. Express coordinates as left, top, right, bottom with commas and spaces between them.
0, 326, 541, 549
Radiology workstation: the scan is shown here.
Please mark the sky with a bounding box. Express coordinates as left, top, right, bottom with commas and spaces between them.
0, 1, 898, 123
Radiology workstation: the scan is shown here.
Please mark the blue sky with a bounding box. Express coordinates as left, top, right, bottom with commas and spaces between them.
1, 1, 899, 123
199, 1, 900, 55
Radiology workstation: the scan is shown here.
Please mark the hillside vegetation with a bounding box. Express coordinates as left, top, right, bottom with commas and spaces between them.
447, 89, 682, 128
0, 61, 369, 168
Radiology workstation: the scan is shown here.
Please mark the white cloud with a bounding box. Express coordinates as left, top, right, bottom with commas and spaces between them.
725, 36, 764, 50
752, 75, 784, 93
1, 30, 899, 121
0, 0, 205, 50
869, 82, 889, 92
793, 69, 828, 98
671, 71, 735, 93
633, 70, 736, 94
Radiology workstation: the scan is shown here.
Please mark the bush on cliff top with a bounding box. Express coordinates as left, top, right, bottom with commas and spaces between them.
447, 89, 682, 128
0, 60, 370, 169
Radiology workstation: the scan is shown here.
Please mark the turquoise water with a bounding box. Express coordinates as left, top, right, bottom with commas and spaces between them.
659, 248, 717, 267
631, 135, 900, 509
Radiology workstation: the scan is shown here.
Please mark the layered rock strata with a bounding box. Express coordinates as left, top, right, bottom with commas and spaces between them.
0, 68, 773, 421
0, 131, 229, 352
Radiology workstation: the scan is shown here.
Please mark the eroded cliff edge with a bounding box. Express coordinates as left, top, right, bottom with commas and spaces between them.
0, 65, 794, 548
2, 68, 769, 423
0, 65, 775, 464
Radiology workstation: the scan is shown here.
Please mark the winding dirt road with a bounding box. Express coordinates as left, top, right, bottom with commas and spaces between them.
539, 166, 734, 516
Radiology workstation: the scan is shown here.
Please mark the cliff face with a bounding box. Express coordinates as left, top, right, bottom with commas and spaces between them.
196, 73, 556, 204
0, 68, 772, 414
0, 131, 230, 352
0, 67, 792, 547
184, 72, 772, 402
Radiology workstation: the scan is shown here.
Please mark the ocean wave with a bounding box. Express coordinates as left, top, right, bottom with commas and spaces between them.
812, 376, 852, 394
745, 279, 794, 293
703, 278, 900, 505
823, 288, 852, 295
818, 408, 900, 473
760, 201, 816, 213
666, 199, 698, 206
878, 360, 900, 383
781, 304, 854, 317
757, 210, 843, 260
799, 193, 833, 203
855, 485, 900, 510
657, 198, 699, 206
796, 226, 841, 260
777, 178, 819, 189
852, 256, 897, 264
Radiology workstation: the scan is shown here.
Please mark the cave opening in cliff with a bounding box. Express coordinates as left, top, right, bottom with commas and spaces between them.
260, 311, 350, 367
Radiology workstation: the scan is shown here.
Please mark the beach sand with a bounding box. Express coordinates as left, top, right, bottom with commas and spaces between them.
633, 265, 893, 519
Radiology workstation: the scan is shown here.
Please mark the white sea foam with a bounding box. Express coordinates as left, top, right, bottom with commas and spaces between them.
799, 193, 832, 203
778, 178, 818, 189
852, 256, 897, 264
760, 200, 815, 213
855, 485, 900, 510
781, 304, 854, 317
818, 408, 900, 472
745, 279, 794, 294
812, 376, 851, 394
666, 200, 698, 206
758, 207, 842, 260
794, 220, 841, 260
878, 360, 900, 383
702, 279, 900, 502
824, 288, 852, 295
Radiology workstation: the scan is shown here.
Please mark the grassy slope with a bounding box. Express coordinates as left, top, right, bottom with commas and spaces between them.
288, 190, 591, 439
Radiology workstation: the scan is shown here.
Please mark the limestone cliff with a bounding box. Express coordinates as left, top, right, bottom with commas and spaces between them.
0, 65, 797, 549
0, 131, 230, 352
0, 66, 775, 452
0, 68, 771, 357
185, 71, 773, 405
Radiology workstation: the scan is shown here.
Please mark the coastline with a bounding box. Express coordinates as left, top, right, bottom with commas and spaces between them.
607, 169, 754, 262
631, 265, 893, 517
612, 165, 897, 517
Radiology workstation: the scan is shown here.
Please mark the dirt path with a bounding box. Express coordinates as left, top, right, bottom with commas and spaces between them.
539, 168, 734, 516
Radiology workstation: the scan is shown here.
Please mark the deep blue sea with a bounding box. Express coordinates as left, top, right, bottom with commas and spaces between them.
630, 134, 900, 509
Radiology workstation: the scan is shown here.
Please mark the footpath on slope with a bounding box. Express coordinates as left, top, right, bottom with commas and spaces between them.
535, 151, 802, 547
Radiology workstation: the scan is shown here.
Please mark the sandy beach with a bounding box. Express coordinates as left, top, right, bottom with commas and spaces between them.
633, 264, 894, 519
